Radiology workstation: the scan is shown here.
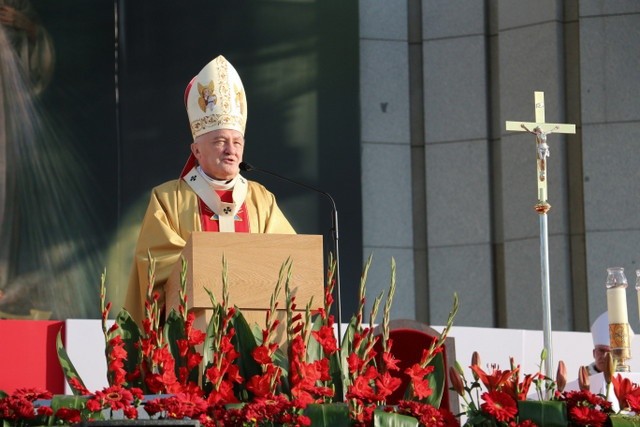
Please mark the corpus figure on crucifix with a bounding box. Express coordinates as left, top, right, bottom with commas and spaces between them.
521, 124, 558, 183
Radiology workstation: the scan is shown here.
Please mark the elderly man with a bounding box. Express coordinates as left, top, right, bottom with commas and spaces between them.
124, 55, 295, 324
588, 312, 612, 378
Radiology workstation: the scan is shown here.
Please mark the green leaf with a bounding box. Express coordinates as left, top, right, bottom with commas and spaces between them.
373, 410, 420, 427
611, 414, 640, 427
231, 308, 261, 399
329, 350, 344, 403
424, 352, 445, 407
304, 403, 351, 427
50, 394, 87, 412
271, 345, 291, 396
517, 400, 568, 427
50, 394, 105, 422
55, 328, 88, 395
306, 313, 324, 363
164, 309, 190, 381
338, 316, 357, 395
113, 310, 143, 389
201, 306, 219, 369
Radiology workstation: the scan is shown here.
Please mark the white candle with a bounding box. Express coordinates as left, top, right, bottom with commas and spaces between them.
607, 287, 629, 324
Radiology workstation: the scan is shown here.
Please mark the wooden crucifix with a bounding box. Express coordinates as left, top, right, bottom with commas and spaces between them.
505, 91, 576, 384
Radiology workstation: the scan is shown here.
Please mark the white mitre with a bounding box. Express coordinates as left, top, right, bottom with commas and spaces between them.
184, 55, 247, 139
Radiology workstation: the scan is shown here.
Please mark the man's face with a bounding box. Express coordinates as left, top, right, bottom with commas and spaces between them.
593, 345, 611, 372
191, 129, 244, 180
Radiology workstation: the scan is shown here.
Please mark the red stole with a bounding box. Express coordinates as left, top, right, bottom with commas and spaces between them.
198, 189, 250, 232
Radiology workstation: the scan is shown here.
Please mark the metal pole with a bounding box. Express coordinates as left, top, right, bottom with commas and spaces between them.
539, 213, 553, 383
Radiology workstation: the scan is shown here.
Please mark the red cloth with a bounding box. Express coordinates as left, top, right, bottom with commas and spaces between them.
0, 320, 65, 394
199, 190, 250, 232
375, 328, 451, 410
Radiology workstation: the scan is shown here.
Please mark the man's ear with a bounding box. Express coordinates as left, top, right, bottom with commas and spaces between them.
190, 142, 200, 158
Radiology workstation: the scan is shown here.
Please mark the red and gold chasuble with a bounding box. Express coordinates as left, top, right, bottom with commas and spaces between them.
198, 190, 250, 232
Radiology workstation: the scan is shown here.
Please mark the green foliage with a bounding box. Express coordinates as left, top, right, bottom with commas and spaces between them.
229, 309, 261, 400
611, 414, 640, 427
517, 400, 568, 427
424, 352, 446, 408
304, 402, 351, 427
373, 410, 421, 427
111, 310, 143, 389
55, 328, 87, 396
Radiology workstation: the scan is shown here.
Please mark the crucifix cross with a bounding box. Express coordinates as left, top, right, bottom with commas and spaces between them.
505, 91, 575, 212
505, 91, 576, 386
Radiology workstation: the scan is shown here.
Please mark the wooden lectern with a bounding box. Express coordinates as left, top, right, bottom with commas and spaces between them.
165, 232, 324, 342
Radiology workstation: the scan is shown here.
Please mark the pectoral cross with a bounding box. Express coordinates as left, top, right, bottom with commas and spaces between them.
506, 91, 576, 212
505, 91, 575, 386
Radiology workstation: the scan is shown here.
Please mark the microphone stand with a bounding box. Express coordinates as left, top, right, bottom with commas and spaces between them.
240, 162, 343, 341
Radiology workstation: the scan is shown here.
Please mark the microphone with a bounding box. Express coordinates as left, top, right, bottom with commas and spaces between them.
240, 161, 343, 339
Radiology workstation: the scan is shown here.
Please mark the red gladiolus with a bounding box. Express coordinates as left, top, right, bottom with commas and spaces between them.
312, 325, 339, 355
247, 372, 275, 398
382, 350, 400, 372
348, 352, 364, 374
252, 345, 272, 365
412, 376, 433, 400
176, 339, 189, 358
480, 391, 518, 422
186, 351, 203, 371
406, 363, 435, 399
107, 335, 128, 386
347, 375, 376, 401
375, 371, 402, 401
68, 377, 91, 395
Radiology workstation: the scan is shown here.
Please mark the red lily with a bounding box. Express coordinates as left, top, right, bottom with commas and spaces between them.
612, 374, 640, 410
471, 364, 514, 392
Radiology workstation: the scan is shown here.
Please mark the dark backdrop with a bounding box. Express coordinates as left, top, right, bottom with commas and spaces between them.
22, 0, 361, 319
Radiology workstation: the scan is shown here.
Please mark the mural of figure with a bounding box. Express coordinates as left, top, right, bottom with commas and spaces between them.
0, 0, 54, 292
0, 0, 106, 319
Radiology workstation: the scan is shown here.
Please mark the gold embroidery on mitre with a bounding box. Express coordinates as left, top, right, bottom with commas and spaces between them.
187, 55, 247, 138
191, 114, 245, 134
235, 84, 245, 115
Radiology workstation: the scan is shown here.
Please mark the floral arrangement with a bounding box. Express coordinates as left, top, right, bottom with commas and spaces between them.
6, 254, 640, 426
449, 348, 640, 426
0, 255, 461, 426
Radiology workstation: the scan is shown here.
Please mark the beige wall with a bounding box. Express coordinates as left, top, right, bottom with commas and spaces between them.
360, 0, 640, 332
